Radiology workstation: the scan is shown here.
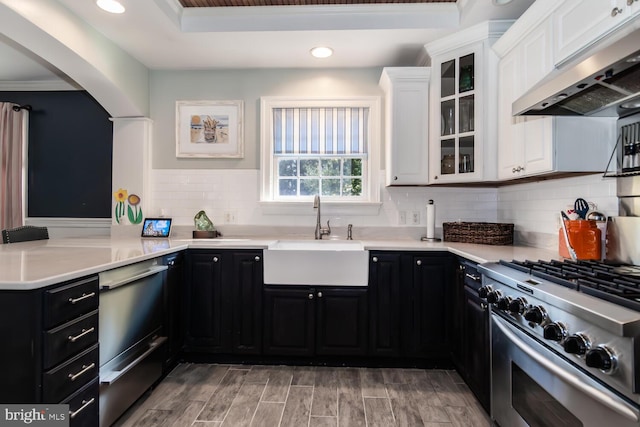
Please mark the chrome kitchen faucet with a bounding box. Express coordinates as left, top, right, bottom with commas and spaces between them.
313, 195, 331, 240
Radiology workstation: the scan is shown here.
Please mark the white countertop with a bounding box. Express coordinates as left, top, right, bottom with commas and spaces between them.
0, 236, 558, 290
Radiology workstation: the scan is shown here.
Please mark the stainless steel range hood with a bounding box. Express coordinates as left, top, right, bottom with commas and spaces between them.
513, 27, 640, 117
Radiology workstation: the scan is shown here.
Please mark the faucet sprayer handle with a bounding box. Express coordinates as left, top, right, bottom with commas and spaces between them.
326, 220, 331, 234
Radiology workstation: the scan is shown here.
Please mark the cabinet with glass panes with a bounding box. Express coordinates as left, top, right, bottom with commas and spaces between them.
425, 21, 511, 183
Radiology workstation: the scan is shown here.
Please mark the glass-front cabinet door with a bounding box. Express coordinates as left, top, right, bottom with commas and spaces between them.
427, 21, 510, 184
435, 52, 476, 180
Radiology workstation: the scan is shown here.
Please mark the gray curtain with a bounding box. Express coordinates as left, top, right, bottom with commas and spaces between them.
0, 103, 24, 230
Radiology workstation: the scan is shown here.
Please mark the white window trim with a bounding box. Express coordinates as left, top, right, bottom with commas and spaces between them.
260, 96, 381, 215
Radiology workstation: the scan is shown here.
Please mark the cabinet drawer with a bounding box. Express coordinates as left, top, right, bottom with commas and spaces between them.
43, 311, 98, 370
462, 262, 482, 292
43, 344, 98, 403
44, 276, 99, 328
62, 378, 98, 427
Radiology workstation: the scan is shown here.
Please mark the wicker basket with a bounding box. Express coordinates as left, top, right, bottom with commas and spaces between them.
443, 222, 514, 245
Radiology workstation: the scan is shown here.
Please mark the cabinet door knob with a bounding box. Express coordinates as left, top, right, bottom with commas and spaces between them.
416, 260, 422, 266
612, 6, 624, 16
254, 256, 261, 262
628, 0, 637, 5
308, 293, 314, 300
213, 256, 219, 262
372, 256, 378, 263
317, 291, 323, 298
394, 176, 398, 181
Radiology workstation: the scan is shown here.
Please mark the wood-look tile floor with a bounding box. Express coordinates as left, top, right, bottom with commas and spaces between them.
114, 364, 490, 427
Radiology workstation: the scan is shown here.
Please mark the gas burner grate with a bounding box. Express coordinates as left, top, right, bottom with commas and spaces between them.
500, 259, 640, 311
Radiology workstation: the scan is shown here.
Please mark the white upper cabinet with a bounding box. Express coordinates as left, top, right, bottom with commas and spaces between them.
379, 67, 431, 186
425, 21, 512, 184
495, 1, 616, 181
554, 0, 640, 67
497, 20, 555, 180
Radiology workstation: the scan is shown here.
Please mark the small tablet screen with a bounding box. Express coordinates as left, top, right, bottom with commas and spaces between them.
141, 218, 172, 238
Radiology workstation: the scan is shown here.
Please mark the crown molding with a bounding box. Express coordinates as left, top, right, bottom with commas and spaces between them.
179, 3, 459, 32
424, 20, 514, 59
492, 0, 562, 58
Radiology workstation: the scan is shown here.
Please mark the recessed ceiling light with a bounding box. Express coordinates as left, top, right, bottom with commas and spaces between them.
310, 47, 333, 59
492, 0, 514, 5
97, 0, 125, 14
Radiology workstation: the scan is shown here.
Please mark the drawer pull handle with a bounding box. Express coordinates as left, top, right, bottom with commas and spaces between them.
465, 273, 481, 282
68, 363, 95, 381
68, 292, 96, 304
69, 397, 95, 419
68, 327, 95, 343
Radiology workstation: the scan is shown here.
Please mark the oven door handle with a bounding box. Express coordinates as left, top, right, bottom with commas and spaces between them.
493, 315, 639, 422
100, 265, 168, 290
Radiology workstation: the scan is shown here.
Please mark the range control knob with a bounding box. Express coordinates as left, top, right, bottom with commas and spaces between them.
564, 334, 590, 356
543, 322, 567, 342
586, 346, 617, 373
478, 285, 493, 299
508, 298, 527, 315
486, 290, 503, 304
524, 305, 547, 325
496, 296, 512, 311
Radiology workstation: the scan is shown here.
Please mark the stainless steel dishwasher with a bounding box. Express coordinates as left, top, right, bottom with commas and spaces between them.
98, 259, 168, 427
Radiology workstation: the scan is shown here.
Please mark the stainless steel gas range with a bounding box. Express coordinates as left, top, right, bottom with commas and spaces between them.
479, 259, 640, 427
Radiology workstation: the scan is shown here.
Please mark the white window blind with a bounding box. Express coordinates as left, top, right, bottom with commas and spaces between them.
272, 107, 369, 155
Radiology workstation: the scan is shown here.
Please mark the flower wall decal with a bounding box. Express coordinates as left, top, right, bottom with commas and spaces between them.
113, 188, 143, 224
113, 188, 128, 224
127, 194, 143, 224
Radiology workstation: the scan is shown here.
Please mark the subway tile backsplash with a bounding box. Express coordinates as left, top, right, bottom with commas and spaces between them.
150, 170, 616, 250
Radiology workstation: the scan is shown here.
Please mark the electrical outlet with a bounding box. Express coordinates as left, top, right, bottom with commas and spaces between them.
399, 211, 407, 225
411, 211, 420, 225
224, 211, 237, 224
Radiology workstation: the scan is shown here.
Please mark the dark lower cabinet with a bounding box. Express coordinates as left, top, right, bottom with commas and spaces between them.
315, 288, 368, 356
184, 250, 262, 355
263, 287, 315, 356
369, 251, 454, 359
263, 286, 368, 357
451, 262, 465, 372
0, 275, 100, 427
368, 253, 402, 357
231, 252, 263, 354
458, 259, 490, 412
185, 251, 231, 352
407, 253, 454, 358
163, 252, 184, 371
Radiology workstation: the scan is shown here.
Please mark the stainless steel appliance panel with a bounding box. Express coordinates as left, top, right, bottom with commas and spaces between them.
98, 270, 164, 366
513, 27, 640, 117
607, 217, 640, 264
492, 314, 640, 427
98, 262, 168, 426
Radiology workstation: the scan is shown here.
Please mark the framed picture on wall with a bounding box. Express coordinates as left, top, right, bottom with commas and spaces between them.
176, 100, 244, 158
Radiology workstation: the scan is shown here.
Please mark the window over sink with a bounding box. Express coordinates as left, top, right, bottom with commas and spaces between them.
260, 97, 381, 213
